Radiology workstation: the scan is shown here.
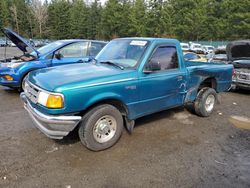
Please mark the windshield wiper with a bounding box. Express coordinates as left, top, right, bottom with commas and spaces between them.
100, 61, 124, 70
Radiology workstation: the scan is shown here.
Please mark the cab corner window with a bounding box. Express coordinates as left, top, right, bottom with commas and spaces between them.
145, 46, 179, 72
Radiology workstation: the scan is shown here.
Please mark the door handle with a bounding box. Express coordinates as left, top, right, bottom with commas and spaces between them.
177, 76, 183, 81
77, 60, 84, 63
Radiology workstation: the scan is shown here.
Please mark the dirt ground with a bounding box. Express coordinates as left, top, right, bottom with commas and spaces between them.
0, 47, 250, 188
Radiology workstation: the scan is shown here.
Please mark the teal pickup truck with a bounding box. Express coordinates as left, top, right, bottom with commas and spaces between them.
21, 38, 233, 151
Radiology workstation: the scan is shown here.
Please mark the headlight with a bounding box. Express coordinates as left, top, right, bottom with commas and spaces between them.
37, 91, 64, 109
9, 62, 24, 68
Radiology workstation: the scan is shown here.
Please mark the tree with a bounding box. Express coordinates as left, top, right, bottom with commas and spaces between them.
101, 0, 123, 39
0, 0, 11, 32
30, 0, 48, 38
70, 0, 88, 39
47, 0, 71, 39
128, 0, 147, 36
86, 0, 102, 39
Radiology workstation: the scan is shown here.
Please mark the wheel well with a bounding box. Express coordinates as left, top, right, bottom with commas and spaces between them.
80, 99, 128, 117
198, 77, 217, 91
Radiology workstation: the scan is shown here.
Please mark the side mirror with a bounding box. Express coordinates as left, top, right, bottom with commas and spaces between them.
54, 52, 62, 60
144, 59, 161, 73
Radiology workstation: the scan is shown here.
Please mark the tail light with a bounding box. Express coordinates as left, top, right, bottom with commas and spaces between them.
232, 69, 236, 79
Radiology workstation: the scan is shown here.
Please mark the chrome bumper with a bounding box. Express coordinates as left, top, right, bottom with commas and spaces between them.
20, 93, 82, 139
232, 79, 250, 90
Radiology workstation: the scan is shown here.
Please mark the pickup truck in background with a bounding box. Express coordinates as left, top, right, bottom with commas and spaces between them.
21, 38, 233, 151
227, 40, 250, 90
0, 28, 107, 91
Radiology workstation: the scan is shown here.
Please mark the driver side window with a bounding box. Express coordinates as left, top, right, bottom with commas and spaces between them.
145, 46, 179, 72
56, 42, 88, 58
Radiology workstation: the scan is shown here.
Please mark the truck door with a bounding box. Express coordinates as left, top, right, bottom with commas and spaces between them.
52, 41, 89, 66
138, 44, 187, 116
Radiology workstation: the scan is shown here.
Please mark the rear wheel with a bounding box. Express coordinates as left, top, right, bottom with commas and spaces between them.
194, 87, 217, 117
78, 104, 123, 151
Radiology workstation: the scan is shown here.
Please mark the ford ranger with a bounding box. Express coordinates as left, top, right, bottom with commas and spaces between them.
21, 38, 233, 151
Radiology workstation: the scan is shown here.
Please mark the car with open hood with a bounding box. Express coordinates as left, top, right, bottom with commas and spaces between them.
0, 28, 107, 91
227, 40, 250, 90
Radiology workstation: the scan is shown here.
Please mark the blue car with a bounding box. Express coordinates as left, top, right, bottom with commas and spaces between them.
0, 28, 107, 91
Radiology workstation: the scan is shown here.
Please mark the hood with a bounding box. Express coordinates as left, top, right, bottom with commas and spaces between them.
226, 40, 250, 61
28, 63, 137, 91
2, 28, 39, 56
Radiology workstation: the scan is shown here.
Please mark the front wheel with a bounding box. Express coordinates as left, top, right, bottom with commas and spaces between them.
78, 104, 123, 151
194, 87, 217, 117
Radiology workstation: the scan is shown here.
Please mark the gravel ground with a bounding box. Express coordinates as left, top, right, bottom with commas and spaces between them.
0, 47, 250, 188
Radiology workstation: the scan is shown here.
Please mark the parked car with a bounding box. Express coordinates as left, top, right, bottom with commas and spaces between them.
9, 41, 16, 47
0, 39, 6, 46
190, 43, 203, 54
202, 45, 214, 54
208, 47, 227, 64
180, 43, 190, 52
21, 37, 233, 151
183, 52, 207, 62
0, 28, 107, 91
227, 40, 250, 90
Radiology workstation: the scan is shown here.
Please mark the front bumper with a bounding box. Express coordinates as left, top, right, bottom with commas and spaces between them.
20, 93, 82, 139
0, 67, 20, 87
232, 80, 250, 90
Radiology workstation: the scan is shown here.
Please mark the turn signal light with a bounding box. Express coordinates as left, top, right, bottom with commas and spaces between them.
3, 75, 13, 81
46, 94, 64, 108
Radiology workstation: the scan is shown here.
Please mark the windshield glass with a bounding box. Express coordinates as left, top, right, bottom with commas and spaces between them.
30, 41, 64, 56
194, 45, 201, 48
208, 47, 214, 50
96, 39, 149, 68
213, 54, 227, 60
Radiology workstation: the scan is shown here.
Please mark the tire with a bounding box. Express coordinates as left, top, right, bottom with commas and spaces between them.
78, 104, 123, 151
194, 87, 217, 117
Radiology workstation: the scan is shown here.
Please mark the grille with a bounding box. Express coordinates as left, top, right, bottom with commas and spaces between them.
237, 72, 250, 80
24, 82, 39, 104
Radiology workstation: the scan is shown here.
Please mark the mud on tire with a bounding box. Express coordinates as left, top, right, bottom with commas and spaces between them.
194, 87, 217, 117
78, 104, 123, 151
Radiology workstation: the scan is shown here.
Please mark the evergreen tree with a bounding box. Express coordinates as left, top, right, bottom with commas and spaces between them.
70, 0, 88, 39
128, 0, 146, 37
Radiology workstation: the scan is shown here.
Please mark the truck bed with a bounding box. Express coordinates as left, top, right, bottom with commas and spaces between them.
184, 60, 233, 102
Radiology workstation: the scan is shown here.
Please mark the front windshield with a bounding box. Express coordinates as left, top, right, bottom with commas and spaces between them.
194, 45, 201, 48
96, 39, 149, 68
30, 41, 64, 56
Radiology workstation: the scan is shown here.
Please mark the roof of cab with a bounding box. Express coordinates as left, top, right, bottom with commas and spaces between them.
112, 37, 180, 43
59, 39, 107, 44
